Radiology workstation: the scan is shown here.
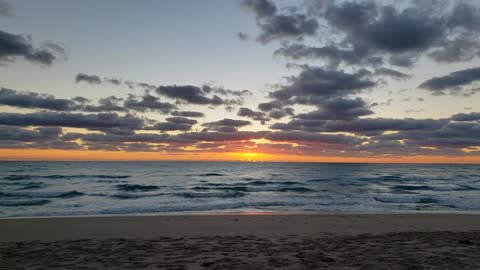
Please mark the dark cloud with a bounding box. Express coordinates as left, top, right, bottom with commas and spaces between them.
202, 118, 251, 132
265, 131, 363, 145
374, 68, 411, 80
419, 67, 480, 96
178, 131, 267, 142
0, 87, 185, 114
295, 98, 373, 121
258, 100, 285, 112
148, 122, 193, 132
451, 112, 480, 122
83, 96, 126, 112
105, 78, 122, 86
242, 0, 318, 44
156, 85, 224, 105
123, 94, 176, 113
251, 1, 480, 70
0, 126, 62, 142
0, 29, 64, 66
236, 32, 250, 41
0, 126, 81, 150
268, 108, 294, 119
165, 117, 197, 125
237, 107, 270, 122
74, 73, 157, 91
325, 2, 442, 53
203, 118, 251, 127
202, 85, 252, 97
75, 73, 102, 84
145, 116, 197, 132
271, 118, 447, 133
171, 111, 205, 118
241, 0, 276, 18
0, 112, 144, 130
274, 43, 382, 67
0, 88, 78, 111
269, 66, 376, 104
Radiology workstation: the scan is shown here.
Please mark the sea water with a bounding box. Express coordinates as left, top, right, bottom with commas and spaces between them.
0, 161, 479, 217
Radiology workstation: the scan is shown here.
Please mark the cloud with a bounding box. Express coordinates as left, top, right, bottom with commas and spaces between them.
451, 112, 480, 121
269, 66, 376, 104
419, 67, 480, 95
274, 43, 382, 67
241, 0, 318, 44
146, 116, 198, 132
0, 126, 82, 150
265, 131, 363, 145
374, 68, 411, 80
0, 126, 62, 142
236, 32, 249, 41
0, 29, 64, 66
148, 122, 194, 132
202, 85, 252, 97
75, 73, 102, 84
295, 98, 373, 121
0, 88, 78, 111
237, 107, 270, 123
249, 1, 480, 69
156, 85, 224, 105
202, 118, 251, 132
258, 100, 284, 111
241, 0, 276, 18
123, 94, 176, 113
271, 118, 447, 133
0, 112, 144, 130
83, 96, 127, 112
178, 131, 267, 142
268, 108, 294, 119
171, 111, 205, 118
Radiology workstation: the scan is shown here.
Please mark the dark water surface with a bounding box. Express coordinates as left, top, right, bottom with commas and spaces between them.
0, 162, 479, 217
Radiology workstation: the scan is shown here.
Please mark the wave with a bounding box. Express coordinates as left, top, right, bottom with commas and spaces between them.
111, 193, 166, 199
0, 191, 84, 199
116, 184, 160, 192
100, 201, 304, 215
177, 192, 245, 199
3, 174, 131, 181
0, 199, 51, 207
391, 184, 479, 192
16, 182, 45, 190
373, 196, 440, 204
195, 173, 225, 177
278, 187, 315, 193
192, 184, 314, 193
193, 186, 249, 192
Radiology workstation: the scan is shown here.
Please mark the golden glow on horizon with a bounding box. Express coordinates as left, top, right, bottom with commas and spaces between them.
0, 149, 479, 164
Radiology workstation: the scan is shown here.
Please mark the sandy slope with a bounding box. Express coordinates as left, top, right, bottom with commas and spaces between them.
1, 214, 479, 269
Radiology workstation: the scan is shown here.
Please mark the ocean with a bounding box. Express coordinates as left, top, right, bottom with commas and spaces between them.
0, 161, 479, 217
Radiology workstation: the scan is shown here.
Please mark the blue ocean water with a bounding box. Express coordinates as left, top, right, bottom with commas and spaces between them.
0, 162, 479, 217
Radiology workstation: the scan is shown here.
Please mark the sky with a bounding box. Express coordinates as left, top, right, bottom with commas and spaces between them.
0, 0, 479, 163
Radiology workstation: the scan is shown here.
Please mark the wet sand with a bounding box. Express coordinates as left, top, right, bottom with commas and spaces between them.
1, 214, 479, 269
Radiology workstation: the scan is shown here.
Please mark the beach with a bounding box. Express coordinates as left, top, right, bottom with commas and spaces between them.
1, 213, 480, 269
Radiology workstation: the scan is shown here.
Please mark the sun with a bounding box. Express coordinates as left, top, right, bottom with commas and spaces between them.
239, 152, 262, 162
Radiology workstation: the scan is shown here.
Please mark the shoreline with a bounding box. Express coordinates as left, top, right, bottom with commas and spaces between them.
2, 209, 480, 220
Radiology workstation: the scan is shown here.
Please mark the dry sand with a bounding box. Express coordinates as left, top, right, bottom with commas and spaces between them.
1, 213, 479, 269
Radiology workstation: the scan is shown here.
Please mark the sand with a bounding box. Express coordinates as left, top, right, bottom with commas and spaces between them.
1, 213, 479, 269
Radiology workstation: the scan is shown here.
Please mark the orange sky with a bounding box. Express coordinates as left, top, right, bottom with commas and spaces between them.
1, 149, 479, 164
